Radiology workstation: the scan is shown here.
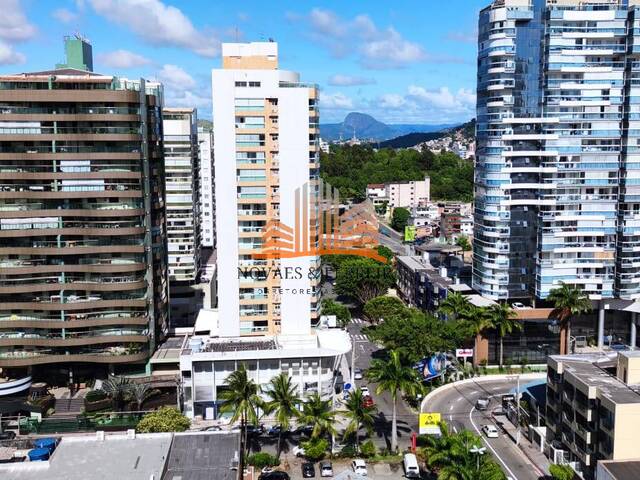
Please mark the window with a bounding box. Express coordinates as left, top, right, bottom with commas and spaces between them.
235, 81, 247, 87
249, 81, 261, 87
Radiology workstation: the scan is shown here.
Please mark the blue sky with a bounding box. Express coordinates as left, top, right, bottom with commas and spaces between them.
1, 0, 487, 124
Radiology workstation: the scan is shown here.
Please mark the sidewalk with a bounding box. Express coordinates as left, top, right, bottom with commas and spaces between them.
496, 413, 550, 477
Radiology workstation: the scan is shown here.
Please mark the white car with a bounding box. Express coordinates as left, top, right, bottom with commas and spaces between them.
482, 424, 499, 438
360, 386, 371, 397
511, 302, 525, 310
352, 459, 368, 476
292, 445, 305, 457
354, 368, 363, 380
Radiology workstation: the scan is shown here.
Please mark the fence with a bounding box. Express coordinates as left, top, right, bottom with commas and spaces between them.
19, 411, 147, 434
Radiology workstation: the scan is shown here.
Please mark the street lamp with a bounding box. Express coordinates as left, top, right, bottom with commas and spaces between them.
469, 445, 486, 471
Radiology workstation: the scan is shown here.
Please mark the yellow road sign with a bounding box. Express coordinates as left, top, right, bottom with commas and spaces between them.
419, 412, 441, 429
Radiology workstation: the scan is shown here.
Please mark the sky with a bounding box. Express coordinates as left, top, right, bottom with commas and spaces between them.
0, 0, 487, 124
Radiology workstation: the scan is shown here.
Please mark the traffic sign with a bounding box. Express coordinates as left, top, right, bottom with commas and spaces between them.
419, 412, 441, 433
344, 382, 352, 391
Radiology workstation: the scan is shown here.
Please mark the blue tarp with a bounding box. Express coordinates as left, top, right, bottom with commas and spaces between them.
33, 437, 56, 452
28, 448, 50, 461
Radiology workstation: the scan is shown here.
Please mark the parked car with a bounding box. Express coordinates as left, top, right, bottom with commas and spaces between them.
267, 425, 286, 436
360, 386, 371, 397
354, 368, 363, 380
0, 431, 16, 440
403, 453, 420, 478
362, 396, 374, 408
203, 426, 221, 432
476, 397, 489, 411
482, 424, 499, 438
294, 425, 314, 436
352, 459, 368, 476
292, 445, 305, 457
247, 424, 265, 435
302, 463, 315, 478
511, 302, 526, 310
320, 461, 333, 477
259, 472, 290, 480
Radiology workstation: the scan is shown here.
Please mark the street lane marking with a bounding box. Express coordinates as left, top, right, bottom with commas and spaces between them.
449, 405, 454, 411
469, 404, 519, 480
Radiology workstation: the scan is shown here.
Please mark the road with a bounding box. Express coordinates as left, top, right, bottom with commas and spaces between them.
423, 378, 545, 480
346, 319, 419, 451
377, 222, 411, 256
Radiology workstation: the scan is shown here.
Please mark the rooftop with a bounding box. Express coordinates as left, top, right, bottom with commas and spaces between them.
162, 432, 240, 480
397, 255, 431, 272
599, 459, 640, 480
551, 352, 640, 404
204, 339, 277, 353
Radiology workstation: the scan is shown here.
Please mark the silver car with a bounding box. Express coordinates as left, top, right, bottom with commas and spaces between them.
320, 461, 333, 477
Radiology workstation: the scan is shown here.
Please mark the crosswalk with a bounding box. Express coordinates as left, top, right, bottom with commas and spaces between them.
351, 318, 366, 324
352, 334, 368, 342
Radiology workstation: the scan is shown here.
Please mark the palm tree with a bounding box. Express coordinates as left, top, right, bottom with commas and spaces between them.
298, 392, 336, 439
99, 376, 132, 411
130, 382, 154, 411
263, 373, 300, 460
438, 292, 472, 320
341, 388, 377, 452
463, 306, 495, 366
488, 303, 522, 368
367, 350, 421, 452
218, 364, 263, 454
548, 282, 592, 354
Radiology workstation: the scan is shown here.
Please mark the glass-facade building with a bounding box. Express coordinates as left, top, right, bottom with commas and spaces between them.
475, 0, 640, 302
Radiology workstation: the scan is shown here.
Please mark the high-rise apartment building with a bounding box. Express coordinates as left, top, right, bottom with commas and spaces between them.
475, 0, 640, 302
0, 38, 168, 380
212, 41, 321, 337
162, 108, 202, 327
198, 126, 215, 248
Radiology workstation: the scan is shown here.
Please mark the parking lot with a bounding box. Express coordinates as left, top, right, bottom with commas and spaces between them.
278, 456, 405, 480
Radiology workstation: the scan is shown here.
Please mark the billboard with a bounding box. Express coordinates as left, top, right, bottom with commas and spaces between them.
419, 412, 441, 430
404, 225, 416, 242
414, 354, 447, 381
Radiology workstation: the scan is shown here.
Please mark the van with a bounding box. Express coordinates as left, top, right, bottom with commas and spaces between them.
403, 453, 420, 478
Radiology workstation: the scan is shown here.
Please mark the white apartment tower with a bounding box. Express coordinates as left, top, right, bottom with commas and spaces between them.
198, 126, 215, 247
163, 108, 202, 326
212, 42, 321, 337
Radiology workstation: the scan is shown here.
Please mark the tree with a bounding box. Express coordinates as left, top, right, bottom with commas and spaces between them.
335, 257, 396, 305
466, 306, 495, 337
548, 282, 592, 355
136, 406, 190, 433
218, 364, 263, 454
438, 292, 472, 321
263, 373, 300, 460
367, 350, 422, 452
99, 376, 132, 411
549, 464, 575, 480
488, 303, 522, 368
247, 452, 279, 469
130, 382, 155, 411
321, 299, 351, 327
363, 295, 406, 323
391, 207, 411, 232
300, 437, 329, 461
456, 235, 471, 252
376, 245, 394, 263
364, 307, 470, 364
298, 392, 336, 439
341, 388, 377, 452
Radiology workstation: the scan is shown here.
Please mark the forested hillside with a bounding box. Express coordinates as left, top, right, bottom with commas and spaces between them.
320, 145, 473, 202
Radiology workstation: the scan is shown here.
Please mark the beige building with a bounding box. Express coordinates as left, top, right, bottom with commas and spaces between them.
386, 177, 430, 209
547, 351, 640, 480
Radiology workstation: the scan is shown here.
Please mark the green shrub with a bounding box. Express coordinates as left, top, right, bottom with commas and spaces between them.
549, 464, 575, 480
360, 440, 376, 458
301, 437, 329, 461
85, 390, 108, 402
339, 444, 357, 458
136, 407, 190, 433
247, 452, 279, 469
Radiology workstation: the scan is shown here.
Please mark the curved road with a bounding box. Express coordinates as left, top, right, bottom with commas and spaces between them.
422, 378, 544, 480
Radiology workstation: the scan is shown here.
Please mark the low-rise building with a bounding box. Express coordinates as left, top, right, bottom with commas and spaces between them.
180, 327, 350, 419
547, 351, 640, 480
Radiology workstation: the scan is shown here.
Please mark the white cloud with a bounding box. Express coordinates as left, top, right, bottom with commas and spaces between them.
0, 40, 25, 65
320, 92, 354, 110
0, 0, 37, 41
52, 8, 79, 24
165, 89, 211, 111
328, 74, 375, 87
157, 64, 196, 90
407, 85, 476, 112
98, 49, 152, 69
447, 31, 477, 44
292, 8, 437, 69
88, 0, 220, 57
379, 93, 406, 109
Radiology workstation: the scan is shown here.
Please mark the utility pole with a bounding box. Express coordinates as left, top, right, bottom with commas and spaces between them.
516, 374, 521, 446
